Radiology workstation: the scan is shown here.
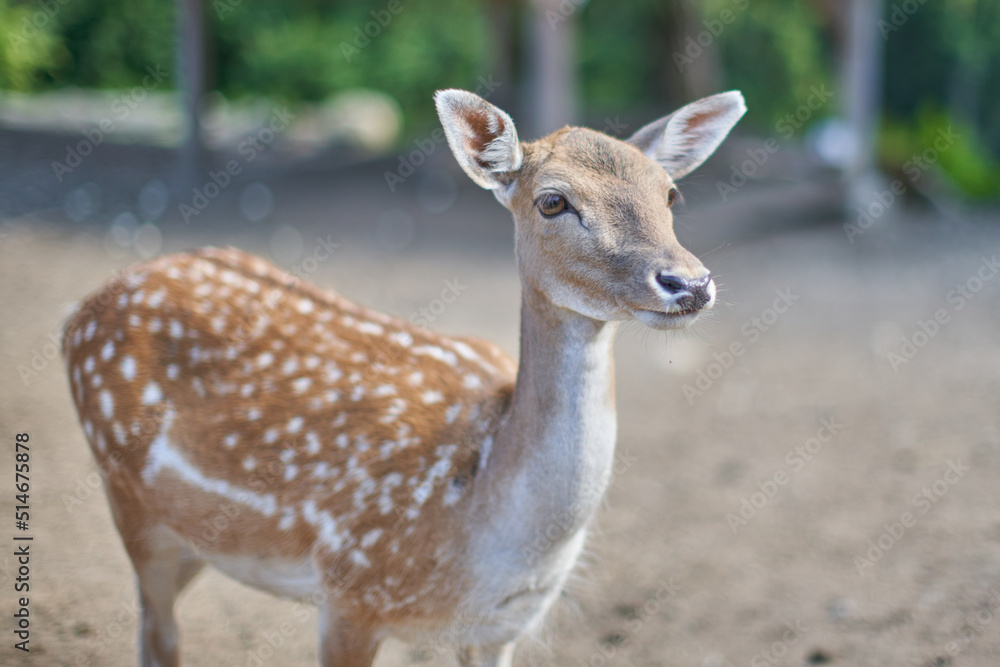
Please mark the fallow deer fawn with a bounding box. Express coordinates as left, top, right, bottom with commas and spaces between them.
64, 89, 745, 666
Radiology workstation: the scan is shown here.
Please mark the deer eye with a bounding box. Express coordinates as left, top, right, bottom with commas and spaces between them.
538, 194, 568, 217
667, 188, 682, 207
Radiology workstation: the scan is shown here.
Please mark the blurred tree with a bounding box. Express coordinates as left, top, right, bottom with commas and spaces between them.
1, 0, 996, 196
0, 0, 66, 89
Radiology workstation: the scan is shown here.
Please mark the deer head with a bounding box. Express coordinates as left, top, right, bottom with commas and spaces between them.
435, 89, 746, 330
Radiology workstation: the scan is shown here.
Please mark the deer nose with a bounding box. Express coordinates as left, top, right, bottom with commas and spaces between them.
655, 272, 713, 310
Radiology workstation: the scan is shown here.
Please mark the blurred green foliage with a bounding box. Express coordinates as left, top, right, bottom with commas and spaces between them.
0, 0, 66, 89
0, 0, 997, 197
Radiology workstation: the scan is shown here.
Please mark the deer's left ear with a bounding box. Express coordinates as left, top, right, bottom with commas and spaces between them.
628, 91, 746, 180
435, 89, 523, 191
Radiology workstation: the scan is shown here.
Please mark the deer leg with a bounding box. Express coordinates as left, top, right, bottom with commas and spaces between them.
129, 526, 203, 667
458, 643, 515, 667
105, 481, 203, 667
317, 602, 379, 667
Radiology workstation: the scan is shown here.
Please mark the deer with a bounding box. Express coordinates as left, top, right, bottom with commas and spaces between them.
63, 88, 745, 666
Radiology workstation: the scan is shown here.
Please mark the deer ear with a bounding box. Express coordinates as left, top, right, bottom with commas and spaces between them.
435, 89, 523, 190
628, 91, 746, 180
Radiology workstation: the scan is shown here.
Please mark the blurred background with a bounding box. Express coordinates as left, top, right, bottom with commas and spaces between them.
2, 1, 1000, 666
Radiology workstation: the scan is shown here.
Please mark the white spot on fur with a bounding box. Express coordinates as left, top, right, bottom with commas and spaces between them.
99, 390, 114, 419
224, 434, 238, 448
412, 445, 456, 508
422, 390, 443, 405
378, 473, 403, 514
390, 331, 413, 348
356, 321, 383, 336
305, 432, 321, 455
300, 500, 349, 553
292, 377, 312, 394
412, 345, 458, 366
120, 356, 137, 381
297, 299, 314, 314
101, 340, 115, 361
142, 381, 163, 404
147, 289, 166, 308
360, 528, 383, 548
143, 409, 277, 516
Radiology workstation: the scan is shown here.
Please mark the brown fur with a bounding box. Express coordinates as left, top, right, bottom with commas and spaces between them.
64, 247, 516, 634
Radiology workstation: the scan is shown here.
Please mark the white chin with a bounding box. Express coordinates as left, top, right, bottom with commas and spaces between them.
633, 308, 702, 330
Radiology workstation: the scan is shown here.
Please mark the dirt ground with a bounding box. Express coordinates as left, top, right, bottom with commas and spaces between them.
1, 150, 999, 667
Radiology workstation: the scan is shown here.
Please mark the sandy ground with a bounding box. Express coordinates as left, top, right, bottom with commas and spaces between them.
1, 150, 999, 667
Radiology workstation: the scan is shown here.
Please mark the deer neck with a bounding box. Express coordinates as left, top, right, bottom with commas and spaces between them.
475, 284, 619, 551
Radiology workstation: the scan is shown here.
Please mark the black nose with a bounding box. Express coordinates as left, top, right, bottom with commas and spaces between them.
656, 272, 712, 309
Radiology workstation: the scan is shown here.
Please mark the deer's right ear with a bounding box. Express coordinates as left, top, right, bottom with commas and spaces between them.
435, 89, 523, 191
